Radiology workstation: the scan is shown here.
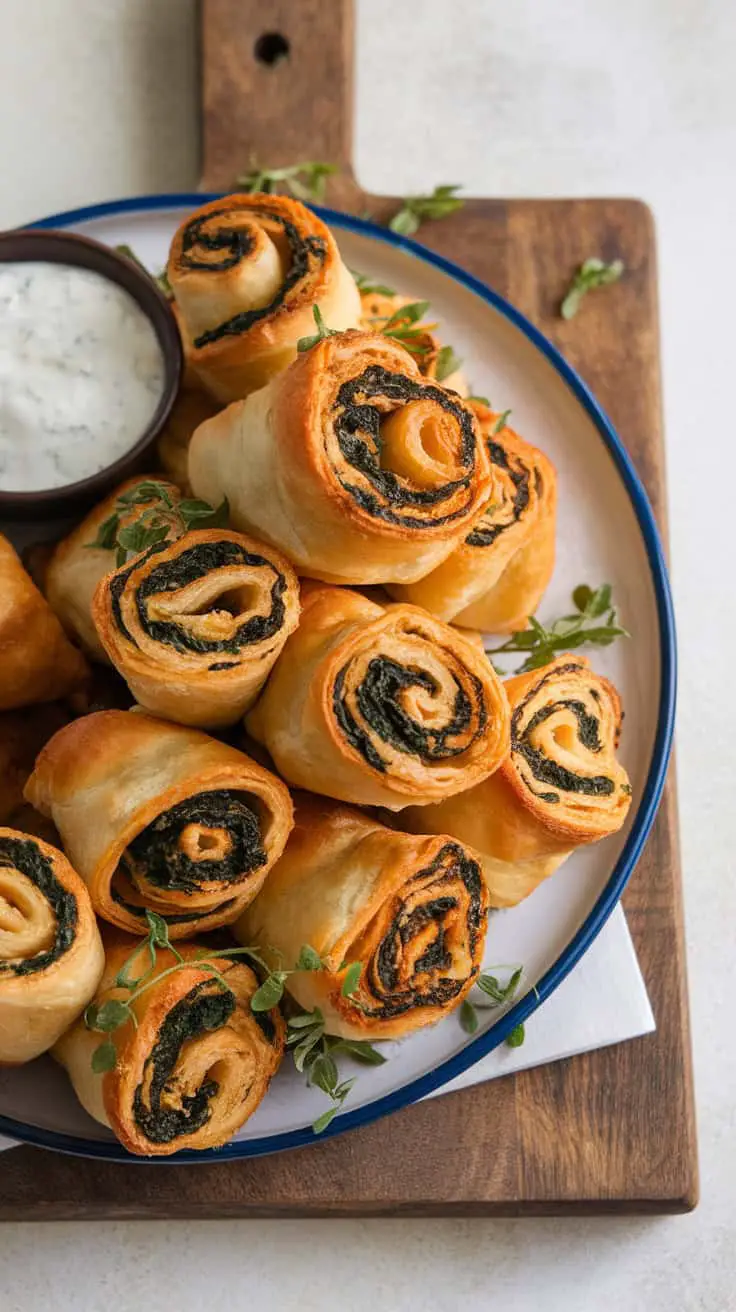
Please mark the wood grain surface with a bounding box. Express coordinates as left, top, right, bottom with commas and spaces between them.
0, 0, 697, 1217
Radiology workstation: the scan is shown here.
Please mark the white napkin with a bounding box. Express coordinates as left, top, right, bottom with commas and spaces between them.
0, 904, 652, 1152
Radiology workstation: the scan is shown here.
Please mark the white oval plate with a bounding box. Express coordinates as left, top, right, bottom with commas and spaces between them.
0, 196, 675, 1162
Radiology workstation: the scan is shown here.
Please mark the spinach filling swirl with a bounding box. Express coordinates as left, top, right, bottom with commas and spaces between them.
360, 844, 486, 1019
333, 365, 478, 527
178, 208, 327, 349
0, 834, 77, 977
119, 788, 267, 898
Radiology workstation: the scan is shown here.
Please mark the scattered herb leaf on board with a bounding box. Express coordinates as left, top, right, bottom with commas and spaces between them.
560, 257, 624, 320
236, 160, 338, 203
488, 583, 630, 673
86, 480, 229, 567
388, 185, 464, 237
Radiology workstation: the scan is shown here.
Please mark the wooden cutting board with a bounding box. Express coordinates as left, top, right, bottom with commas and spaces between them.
0, 0, 697, 1217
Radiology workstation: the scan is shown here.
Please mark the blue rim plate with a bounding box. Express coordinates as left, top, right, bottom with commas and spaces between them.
0, 194, 676, 1163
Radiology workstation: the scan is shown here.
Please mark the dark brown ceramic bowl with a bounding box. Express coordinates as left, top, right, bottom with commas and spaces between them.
0, 228, 182, 520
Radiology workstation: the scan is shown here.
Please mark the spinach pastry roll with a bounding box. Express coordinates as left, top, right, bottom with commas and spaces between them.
91, 529, 300, 727
189, 330, 494, 585
246, 585, 510, 810
236, 796, 488, 1040
0, 828, 104, 1064
25, 710, 293, 937
0, 533, 88, 710
390, 405, 557, 629
54, 934, 284, 1156
401, 656, 632, 906
167, 192, 361, 402
45, 477, 184, 661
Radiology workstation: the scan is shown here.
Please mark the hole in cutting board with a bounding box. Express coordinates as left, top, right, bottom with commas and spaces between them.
253, 33, 290, 67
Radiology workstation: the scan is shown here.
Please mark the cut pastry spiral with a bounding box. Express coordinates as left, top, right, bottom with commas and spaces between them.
390, 404, 557, 628
167, 192, 361, 402
189, 330, 494, 585
91, 529, 300, 727
0, 828, 104, 1063
45, 476, 184, 661
401, 656, 632, 907
53, 936, 285, 1156
24, 710, 294, 937
246, 585, 510, 810
236, 796, 489, 1041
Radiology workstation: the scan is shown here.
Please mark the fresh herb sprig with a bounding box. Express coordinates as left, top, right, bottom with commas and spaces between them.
460, 965, 529, 1047
236, 160, 338, 203
489, 583, 629, 674
389, 185, 464, 237
297, 305, 340, 352
466, 394, 491, 407
560, 257, 624, 320
492, 409, 511, 434
84, 912, 335, 1074
286, 1007, 386, 1133
434, 344, 463, 382
87, 480, 228, 567
350, 269, 397, 297
114, 244, 171, 296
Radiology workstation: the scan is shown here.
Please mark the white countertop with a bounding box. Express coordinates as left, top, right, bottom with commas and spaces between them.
0, 1, 734, 1308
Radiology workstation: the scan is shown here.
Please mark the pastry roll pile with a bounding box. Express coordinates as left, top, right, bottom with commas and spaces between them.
25, 711, 293, 937
236, 796, 488, 1041
402, 656, 632, 907
91, 528, 300, 726
247, 585, 510, 809
45, 476, 184, 661
168, 193, 361, 401
54, 935, 284, 1156
0, 829, 104, 1063
189, 330, 494, 585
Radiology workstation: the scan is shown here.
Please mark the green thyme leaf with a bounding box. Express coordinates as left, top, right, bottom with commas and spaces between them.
88, 513, 121, 551
434, 344, 463, 382
312, 1105, 340, 1134
116, 520, 170, 558
388, 185, 464, 236
506, 1023, 526, 1048
297, 305, 339, 352
91, 1040, 118, 1074
493, 409, 511, 434
488, 584, 630, 673
286, 1007, 325, 1032
560, 257, 624, 320
340, 961, 362, 997
90, 999, 131, 1032
331, 1039, 386, 1066
309, 1051, 340, 1095
236, 160, 338, 203
460, 999, 479, 1034
350, 269, 396, 296
294, 944, 324, 972
118, 480, 174, 509
178, 497, 229, 530
382, 300, 430, 331
466, 395, 491, 407
250, 972, 287, 1011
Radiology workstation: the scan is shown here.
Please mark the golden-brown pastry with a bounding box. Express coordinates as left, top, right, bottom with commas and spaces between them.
359, 290, 468, 394
389, 405, 557, 629
167, 192, 361, 402
401, 655, 632, 907
45, 477, 184, 661
236, 795, 488, 1041
189, 330, 494, 585
25, 710, 294, 937
0, 828, 104, 1063
156, 387, 220, 490
54, 934, 284, 1156
0, 533, 88, 710
91, 529, 300, 728
246, 585, 510, 810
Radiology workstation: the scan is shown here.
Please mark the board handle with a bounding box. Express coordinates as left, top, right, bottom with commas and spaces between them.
201, 0, 364, 209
